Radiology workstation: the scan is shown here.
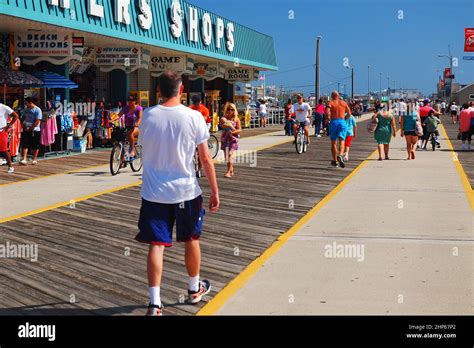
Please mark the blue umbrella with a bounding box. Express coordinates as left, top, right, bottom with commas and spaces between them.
32, 71, 78, 89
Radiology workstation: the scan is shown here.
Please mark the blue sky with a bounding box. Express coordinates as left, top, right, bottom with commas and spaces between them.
194, 0, 474, 96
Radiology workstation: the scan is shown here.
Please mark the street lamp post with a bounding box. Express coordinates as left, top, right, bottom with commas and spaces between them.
367, 65, 370, 108
387, 76, 390, 100
379, 72, 382, 100
315, 36, 322, 102
346, 65, 354, 99
437, 45, 454, 102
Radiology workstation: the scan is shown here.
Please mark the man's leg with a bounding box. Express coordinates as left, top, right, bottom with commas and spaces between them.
339, 138, 345, 156
331, 141, 337, 162
147, 245, 165, 306
293, 124, 298, 142
384, 144, 390, 159
22, 147, 28, 162
304, 126, 310, 144
185, 240, 201, 280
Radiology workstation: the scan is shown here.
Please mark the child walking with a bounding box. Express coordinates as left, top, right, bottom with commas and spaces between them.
343, 114, 357, 162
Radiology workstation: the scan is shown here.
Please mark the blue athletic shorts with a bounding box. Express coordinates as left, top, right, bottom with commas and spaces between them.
136, 195, 205, 247
329, 118, 347, 141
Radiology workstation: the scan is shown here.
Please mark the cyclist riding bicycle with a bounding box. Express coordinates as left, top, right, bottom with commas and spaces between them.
292, 94, 311, 145
118, 95, 142, 159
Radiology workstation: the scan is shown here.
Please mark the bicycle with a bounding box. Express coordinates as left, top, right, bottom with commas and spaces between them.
295, 121, 308, 154
195, 134, 220, 178
109, 125, 143, 176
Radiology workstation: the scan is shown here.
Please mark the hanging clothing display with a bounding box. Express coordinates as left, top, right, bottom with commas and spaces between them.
40, 114, 58, 146
7, 117, 22, 157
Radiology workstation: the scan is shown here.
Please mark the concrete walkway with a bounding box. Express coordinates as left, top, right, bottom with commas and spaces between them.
216, 133, 473, 314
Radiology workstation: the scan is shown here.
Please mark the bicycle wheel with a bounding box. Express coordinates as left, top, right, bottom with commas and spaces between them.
130, 144, 143, 172
194, 150, 202, 178
208, 134, 219, 159
295, 133, 304, 154
110, 143, 123, 176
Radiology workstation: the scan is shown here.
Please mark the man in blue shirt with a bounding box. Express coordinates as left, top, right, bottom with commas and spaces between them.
20, 97, 42, 165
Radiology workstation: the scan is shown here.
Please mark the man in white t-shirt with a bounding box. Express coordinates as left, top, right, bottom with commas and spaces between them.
135, 71, 220, 316
398, 98, 407, 124
292, 94, 312, 145
0, 103, 19, 173
450, 102, 459, 124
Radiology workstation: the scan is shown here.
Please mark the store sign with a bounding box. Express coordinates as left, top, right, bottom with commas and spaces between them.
194, 63, 218, 76
15, 32, 72, 56
69, 47, 94, 74
47, 0, 235, 52
464, 28, 474, 52
72, 37, 84, 48
225, 68, 254, 81
150, 55, 185, 72
95, 47, 141, 65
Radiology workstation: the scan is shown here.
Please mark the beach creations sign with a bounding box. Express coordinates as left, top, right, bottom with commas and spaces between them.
15, 32, 72, 56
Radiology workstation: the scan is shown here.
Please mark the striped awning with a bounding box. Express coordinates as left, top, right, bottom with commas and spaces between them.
32, 71, 78, 89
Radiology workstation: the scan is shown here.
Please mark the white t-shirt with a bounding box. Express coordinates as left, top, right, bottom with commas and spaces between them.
0, 103, 13, 129
293, 102, 311, 122
450, 104, 458, 112
441, 102, 446, 108
399, 102, 407, 113
139, 104, 209, 204
259, 104, 267, 115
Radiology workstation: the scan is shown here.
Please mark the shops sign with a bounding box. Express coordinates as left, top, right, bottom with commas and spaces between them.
47, 0, 235, 52
225, 68, 254, 81
16, 32, 72, 56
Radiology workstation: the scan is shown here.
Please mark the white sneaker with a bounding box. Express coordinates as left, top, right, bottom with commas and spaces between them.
1, 158, 6, 166
7, 166, 14, 174
317, 134, 321, 137
19, 160, 27, 165
343, 154, 349, 162
31, 160, 38, 165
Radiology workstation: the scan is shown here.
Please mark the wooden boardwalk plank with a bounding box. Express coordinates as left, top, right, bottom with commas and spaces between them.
441, 115, 474, 189
0, 126, 282, 185
0, 120, 376, 315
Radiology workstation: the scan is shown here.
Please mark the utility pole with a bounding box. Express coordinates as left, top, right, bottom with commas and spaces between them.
379, 72, 382, 100
367, 65, 370, 108
351, 67, 354, 99
387, 76, 390, 100
315, 36, 322, 102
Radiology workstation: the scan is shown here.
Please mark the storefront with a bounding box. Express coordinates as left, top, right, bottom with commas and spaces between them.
0, 0, 277, 155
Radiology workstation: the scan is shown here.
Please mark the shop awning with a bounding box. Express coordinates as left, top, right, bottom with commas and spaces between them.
0, 69, 44, 87
32, 71, 78, 89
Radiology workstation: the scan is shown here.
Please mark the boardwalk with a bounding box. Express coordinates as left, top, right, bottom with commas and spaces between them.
0, 125, 283, 185
441, 114, 474, 188
0, 120, 375, 315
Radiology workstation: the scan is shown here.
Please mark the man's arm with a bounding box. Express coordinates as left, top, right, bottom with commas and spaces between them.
345, 103, 352, 120
6, 111, 19, 129
197, 142, 220, 212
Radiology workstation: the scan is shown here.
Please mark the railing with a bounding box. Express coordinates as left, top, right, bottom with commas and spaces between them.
248, 107, 285, 128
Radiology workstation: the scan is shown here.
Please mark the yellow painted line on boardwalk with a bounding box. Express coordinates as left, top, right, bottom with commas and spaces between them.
440, 124, 474, 211
0, 162, 110, 187
197, 149, 378, 315
0, 181, 142, 224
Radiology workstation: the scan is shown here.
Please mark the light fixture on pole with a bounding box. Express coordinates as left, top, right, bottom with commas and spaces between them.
315, 35, 322, 102
346, 64, 354, 99
367, 65, 370, 107
437, 45, 454, 102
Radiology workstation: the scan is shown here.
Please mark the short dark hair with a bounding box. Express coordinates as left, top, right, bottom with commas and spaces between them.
192, 94, 201, 105
127, 94, 137, 102
25, 97, 33, 103
157, 70, 182, 98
